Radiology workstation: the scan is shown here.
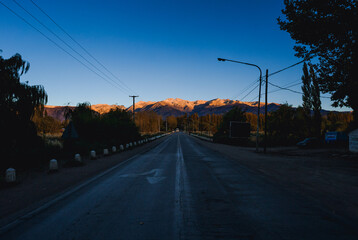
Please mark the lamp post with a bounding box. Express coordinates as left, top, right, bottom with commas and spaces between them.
217, 58, 262, 152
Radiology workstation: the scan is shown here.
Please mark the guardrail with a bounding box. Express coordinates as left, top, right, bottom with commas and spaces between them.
189, 133, 213, 142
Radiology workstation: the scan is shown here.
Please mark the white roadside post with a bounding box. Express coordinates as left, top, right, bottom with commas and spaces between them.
74, 154, 81, 162
49, 159, 58, 171
90, 150, 96, 159
5, 168, 16, 183
103, 149, 109, 156
112, 146, 117, 153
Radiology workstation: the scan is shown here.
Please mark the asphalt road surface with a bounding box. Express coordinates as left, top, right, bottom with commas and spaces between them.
2, 133, 357, 240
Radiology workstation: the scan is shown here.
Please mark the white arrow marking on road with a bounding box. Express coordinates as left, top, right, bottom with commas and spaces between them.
147, 176, 166, 184
119, 168, 166, 184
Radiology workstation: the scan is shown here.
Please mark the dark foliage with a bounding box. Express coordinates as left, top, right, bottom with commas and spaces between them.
278, 0, 358, 124
214, 107, 249, 145
268, 104, 300, 145
66, 103, 140, 155
0, 52, 48, 170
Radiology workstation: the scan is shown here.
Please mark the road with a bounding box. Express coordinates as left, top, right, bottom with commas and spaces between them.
1, 133, 357, 240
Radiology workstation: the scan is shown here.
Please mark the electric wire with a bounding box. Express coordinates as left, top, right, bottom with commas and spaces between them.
249, 79, 330, 102
239, 56, 328, 103
239, 81, 260, 102
268, 82, 303, 94
268, 82, 330, 98
0, 1, 129, 94
232, 58, 310, 101
231, 78, 259, 100
11, 0, 131, 94
29, 0, 137, 95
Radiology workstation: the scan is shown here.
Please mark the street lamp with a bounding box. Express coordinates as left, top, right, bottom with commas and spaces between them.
217, 57, 262, 152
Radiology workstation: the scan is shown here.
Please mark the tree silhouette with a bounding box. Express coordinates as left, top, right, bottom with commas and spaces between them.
214, 107, 247, 143
0, 52, 48, 169
310, 66, 322, 137
301, 62, 312, 114
278, 0, 358, 125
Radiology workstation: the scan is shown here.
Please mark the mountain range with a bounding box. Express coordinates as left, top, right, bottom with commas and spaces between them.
132, 98, 281, 118
44, 98, 280, 121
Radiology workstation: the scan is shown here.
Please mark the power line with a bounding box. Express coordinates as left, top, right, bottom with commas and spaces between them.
250, 80, 304, 101
268, 82, 303, 94
250, 79, 330, 101
11, 0, 131, 95
245, 56, 331, 102
29, 0, 137, 95
232, 58, 309, 101
231, 78, 259, 100
268, 82, 301, 94
239, 81, 260, 102
267, 58, 309, 78
268, 81, 330, 98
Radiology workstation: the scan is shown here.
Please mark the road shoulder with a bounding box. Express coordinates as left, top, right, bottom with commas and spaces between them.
189, 135, 358, 224
0, 137, 168, 229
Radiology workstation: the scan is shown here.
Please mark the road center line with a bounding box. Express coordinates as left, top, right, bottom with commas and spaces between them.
175, 134, 185, 239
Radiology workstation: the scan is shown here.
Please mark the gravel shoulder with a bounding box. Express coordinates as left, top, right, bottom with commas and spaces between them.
0, 137, 168, 228
190, 135, 358, 223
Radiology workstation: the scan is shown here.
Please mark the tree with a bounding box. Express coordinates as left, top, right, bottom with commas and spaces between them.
166, 116, 177, 131
301, 62, 322, 137
189, 113, 199, 132
32, 107, 63, 135
68, 103, 140, 155
214, 107, 247, 143
278, 0, 358, 124
0, 52, 48, 169
310, 66, 322, 137
301, 62, 312, 113
268, 104, 298, 145
135, 111, 161, 133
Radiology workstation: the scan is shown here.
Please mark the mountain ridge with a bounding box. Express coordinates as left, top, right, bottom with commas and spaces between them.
44, 98, 348, 122
44, 98, 280, 121
130, 98, 280, 118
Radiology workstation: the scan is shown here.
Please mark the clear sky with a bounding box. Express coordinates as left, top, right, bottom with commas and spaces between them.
0, 0, 351, 111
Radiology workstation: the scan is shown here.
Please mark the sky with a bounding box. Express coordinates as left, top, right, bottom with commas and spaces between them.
0, 0, 351, 111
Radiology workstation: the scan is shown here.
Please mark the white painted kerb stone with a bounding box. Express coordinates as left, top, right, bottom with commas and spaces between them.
103, 149, 109, 155
49, 159, 58, 171
74, 154, 81, 162
90, 150, 96, 159
5, 168, 16, 183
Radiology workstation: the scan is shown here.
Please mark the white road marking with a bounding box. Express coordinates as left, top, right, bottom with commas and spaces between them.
119, 168, 166, 184
175, 134, 190, 239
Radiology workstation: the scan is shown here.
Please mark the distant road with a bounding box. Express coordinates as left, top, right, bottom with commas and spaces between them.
2, 133, 357, 239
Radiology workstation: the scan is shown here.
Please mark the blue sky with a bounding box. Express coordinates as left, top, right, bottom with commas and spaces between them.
0, 0, 350, 111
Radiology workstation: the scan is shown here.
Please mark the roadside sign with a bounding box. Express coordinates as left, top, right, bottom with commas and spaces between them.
229, 121, 250, 138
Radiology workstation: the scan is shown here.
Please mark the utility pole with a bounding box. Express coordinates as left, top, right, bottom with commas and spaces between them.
256, 72, 262, 152
166, 118, 168, 132
129, 95, 139, 122
264, 69, 268, 153
217, 57, 262, 152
